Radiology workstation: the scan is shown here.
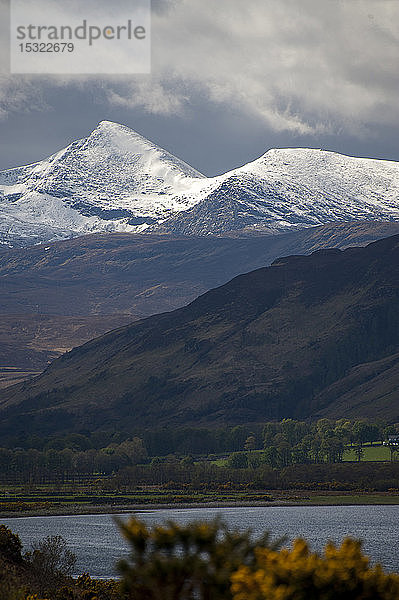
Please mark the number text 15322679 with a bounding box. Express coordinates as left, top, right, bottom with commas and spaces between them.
19, 42, 75, 52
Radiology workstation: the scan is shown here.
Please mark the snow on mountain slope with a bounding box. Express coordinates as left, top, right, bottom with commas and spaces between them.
0, 121, 207, 246
153, 148, 399, 235
1, 121, 399, 246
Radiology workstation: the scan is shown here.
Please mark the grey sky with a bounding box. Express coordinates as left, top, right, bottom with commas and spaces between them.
1, 0, 399, 175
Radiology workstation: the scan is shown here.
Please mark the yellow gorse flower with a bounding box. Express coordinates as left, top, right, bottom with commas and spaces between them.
231, 537, 399, 600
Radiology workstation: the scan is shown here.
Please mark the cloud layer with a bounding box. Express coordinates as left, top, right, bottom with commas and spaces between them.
108, 0, 399, 135
1, 0, 399, 139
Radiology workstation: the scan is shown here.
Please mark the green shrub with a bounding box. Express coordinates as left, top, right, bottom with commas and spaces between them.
0, 524, 23, 563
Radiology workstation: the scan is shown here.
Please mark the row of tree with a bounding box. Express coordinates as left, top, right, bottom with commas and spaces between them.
249, 418, 392, 467
0, 419, 398, 484
109, 459, 399, 492
0, 438, 147, 484
2, 418, 397, 455
2, 448, 399, 489
0, 425, 260, 454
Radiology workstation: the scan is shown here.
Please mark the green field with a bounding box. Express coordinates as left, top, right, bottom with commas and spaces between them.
211, 445, 394, 466
343, 445, 392, 462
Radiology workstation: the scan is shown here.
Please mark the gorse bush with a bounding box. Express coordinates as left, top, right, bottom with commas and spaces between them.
117, 518, 399, 600
75, 573, 122, 600
231, 537, 399, 600
117, 516, 282, 600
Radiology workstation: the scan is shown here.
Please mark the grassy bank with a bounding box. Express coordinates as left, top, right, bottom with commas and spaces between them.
2, 487, 399, 518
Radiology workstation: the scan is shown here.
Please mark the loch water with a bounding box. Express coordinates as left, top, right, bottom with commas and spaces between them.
2, 505, 399, 578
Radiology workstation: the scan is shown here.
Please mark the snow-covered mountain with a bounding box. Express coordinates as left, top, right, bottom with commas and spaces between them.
0, 121, 206, 246
1, 120, 399, 246
155, 148, 399, 236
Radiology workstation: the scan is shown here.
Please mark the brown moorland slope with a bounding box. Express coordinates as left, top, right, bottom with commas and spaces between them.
2, 232, 399, 435
1, 221, 399, 373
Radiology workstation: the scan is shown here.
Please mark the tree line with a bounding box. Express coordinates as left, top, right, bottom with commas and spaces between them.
230, 417, 391, 469
0, 419, 398, 485
2, 418, 396, 455
0, 438, 147, 484
109, 458, 399, 492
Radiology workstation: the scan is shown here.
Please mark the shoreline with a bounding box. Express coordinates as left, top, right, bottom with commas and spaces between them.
2, 495, 399, 519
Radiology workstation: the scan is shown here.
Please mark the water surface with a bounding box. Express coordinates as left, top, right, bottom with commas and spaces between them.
2, 505, 399, 578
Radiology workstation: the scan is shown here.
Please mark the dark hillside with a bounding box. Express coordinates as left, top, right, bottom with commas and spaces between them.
1, 233, 399, 434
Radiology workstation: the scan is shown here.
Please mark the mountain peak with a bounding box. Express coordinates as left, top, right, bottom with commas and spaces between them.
85, 120, 204, 178
93, 119, 147, 139
95, 119, 142, 132
97, 119, 125, 128
0, 120, 208, 247
87, 120, 157, 152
